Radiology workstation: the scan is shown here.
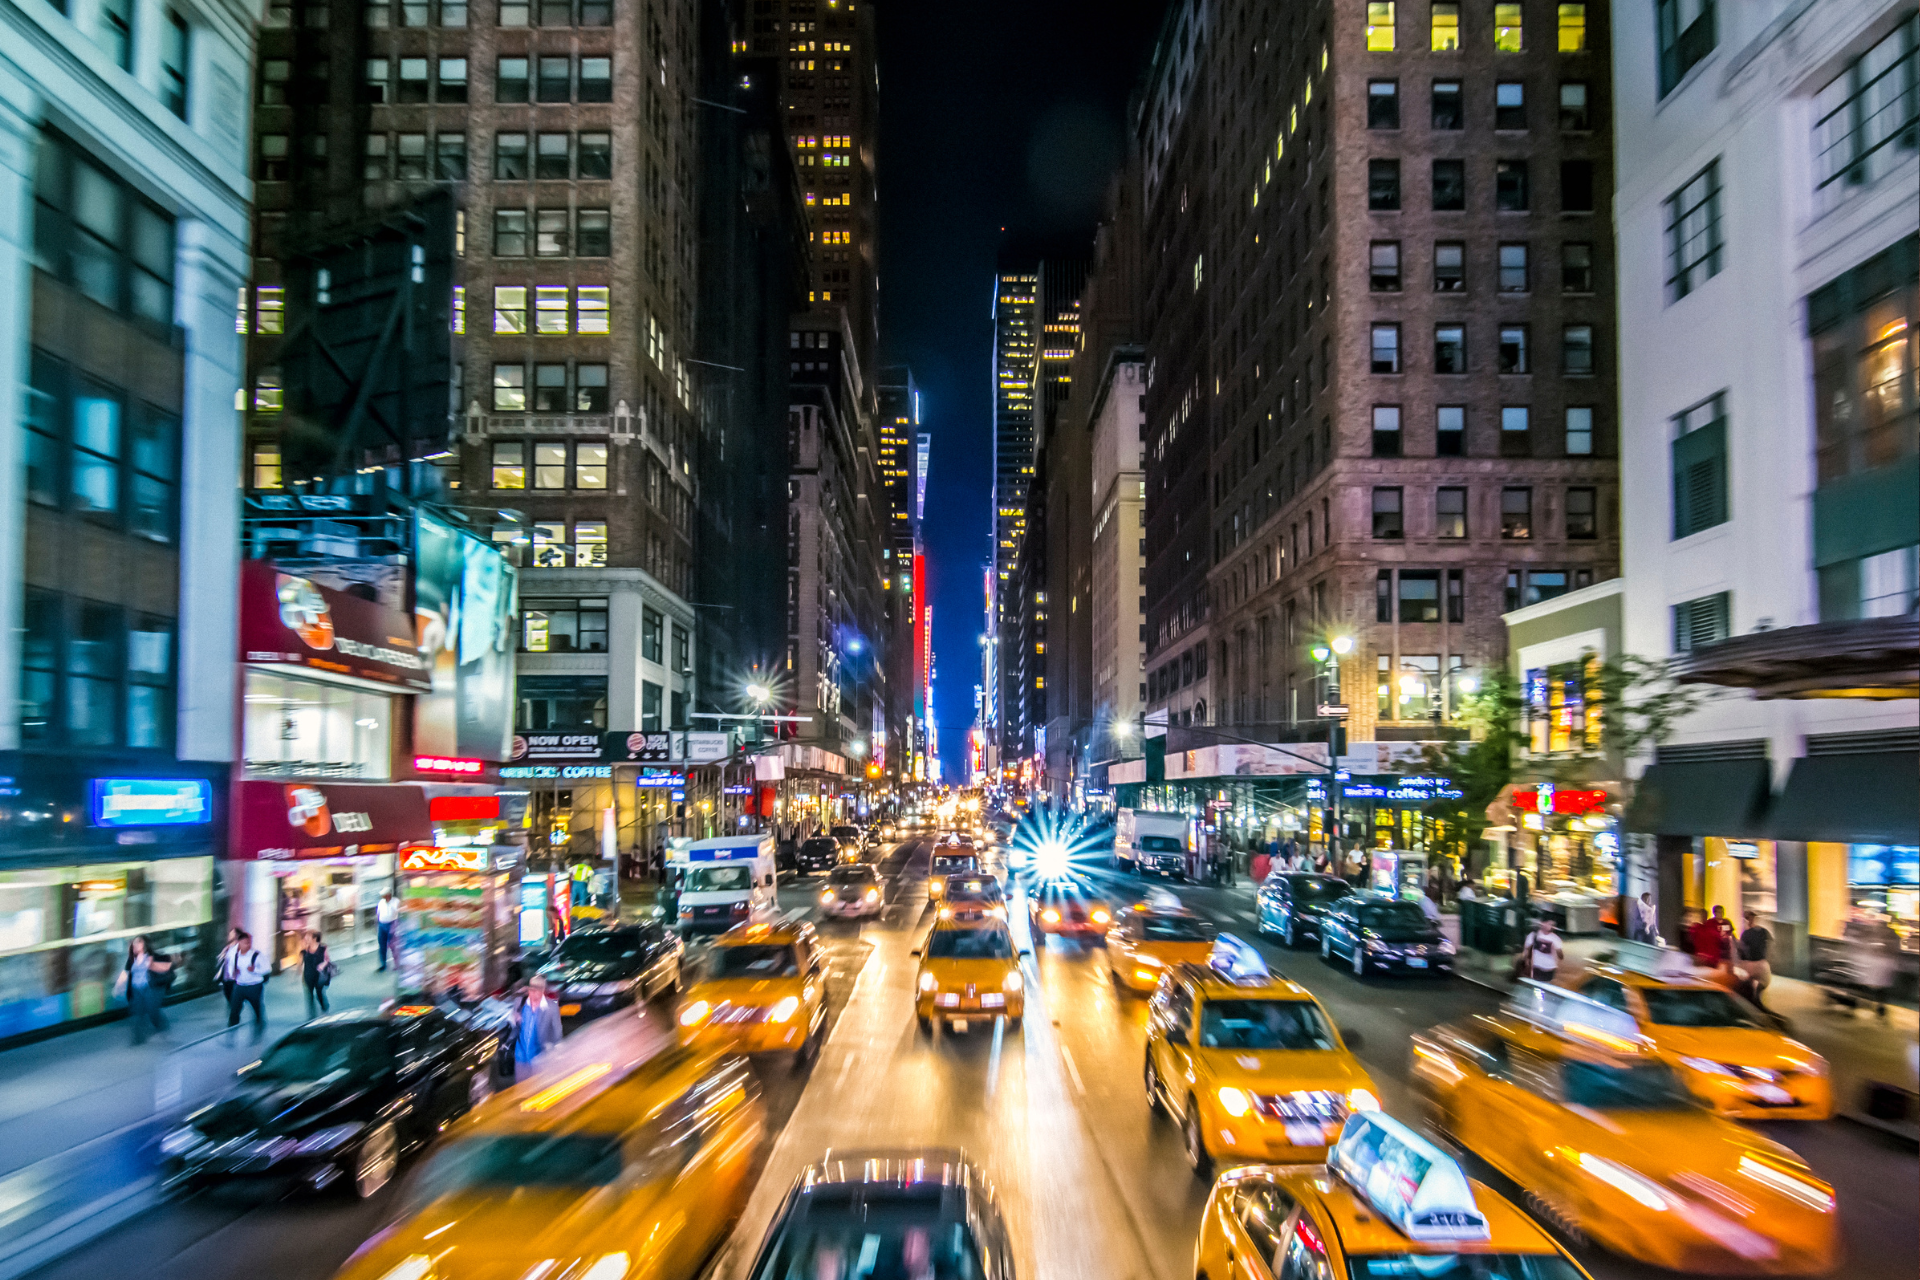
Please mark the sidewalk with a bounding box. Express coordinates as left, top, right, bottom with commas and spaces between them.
0, 952, 397, 1280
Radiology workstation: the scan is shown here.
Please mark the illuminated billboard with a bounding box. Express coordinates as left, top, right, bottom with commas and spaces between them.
413, 511, 518, 761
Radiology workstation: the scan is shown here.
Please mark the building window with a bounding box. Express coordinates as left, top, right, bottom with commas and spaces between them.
495, 132, 529, 179
1562, 241, 1593, 292
1671, 390, 1729, 538
535, 208, 567, 256
492, 364, 526, 412
1435, 486, 1467, 538
1437, 405, 1466, 455
34, 135, 180, 328
1560, 82, 1590, 130
490, 441, 525, 486
251, 370, 283, 413
1656, 0, 1716, 98
518, 677, 608, 731
1498, 326, 1530, 374
537, 0, 570, 24
1496, 159, 1530, 210
1432, 158, 1465, 210
1558, 2, 1587, 51
1376, 570, 1394, 622
1563, 325, 1595, 375
671, 623, 690, 673
1809, 239, 1919, 484
1368, 80, 1400, 129
1368, 159, 1401, 210
576, 209, 611, 256
436, 56, 468, 103
1820, 546, 1919, 621
1433, 241, 1465, 291
1434, 324, 1466, 373
398, 57, 429, 103
395, 133, 429, 180
642, 606, 664, 663
442, 0, 468, 26
1498, 243, 1529, 292
22, 589, 175, 750
1494, 1, 1523, 51
529, 522, 567, 566
1673, 591, 1731, 652
530, 441, 566, 489
1372, 487, 1405, 538
1372, 405, 1402, 456
535, 133, 570, 179
573, 520, 607, 566
493, 285, 527, 333
576, 286, 610, 334
535, 55, 570, 102
641, 681, 663, 731
576, 363, 609, 411
1560, 159, 1595, 212
1501, 487, 1533, 539
529, 363, 565, 411
500, 0, 529, 25
521, 598, 608, 652
1432, 79, 1463, 128
576, 443, 608, 489
1431, 2, 1459, 51
497, 56, 529, 102
1370, 241, 1401, 291
1566, 406, 1594, 455
431, 133, 466, 180
251, 443, 283, 490
1566, 486, 1598, 539
1500, 405, 1531, 456
1496, 81, 1526, 130
578, 132, 611, 178
1812, 18, 1919, 212
1366, 1, 1396, 51
1399, 570, 1441, 622
579, 56, 612, 102
1370, 324, 1402, 373
95, 0, 134, 68
529, 285, 568, 334
161, 12, 191, 118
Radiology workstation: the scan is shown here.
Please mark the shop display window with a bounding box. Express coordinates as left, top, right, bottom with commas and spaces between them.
1850, 844, 1919, 950
242, 669, 394, 779
266, 855, 393, 966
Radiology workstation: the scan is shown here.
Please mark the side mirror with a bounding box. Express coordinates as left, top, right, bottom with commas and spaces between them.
910, 948, 922, 957
1343, 1029, 1366, 1052
1018, 949, 1032, 958
1166, 1026, 1189, 1047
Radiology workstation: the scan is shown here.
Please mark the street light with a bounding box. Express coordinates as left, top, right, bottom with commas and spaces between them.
1330, 634, 1354, 655
745, 683, 770, 704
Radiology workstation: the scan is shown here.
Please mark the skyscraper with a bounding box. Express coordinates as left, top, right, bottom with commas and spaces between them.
988, 267, 1037, 765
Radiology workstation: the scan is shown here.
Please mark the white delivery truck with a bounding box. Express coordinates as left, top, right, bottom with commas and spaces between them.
1114, 808, 1191, 878
670, 835, 776, 934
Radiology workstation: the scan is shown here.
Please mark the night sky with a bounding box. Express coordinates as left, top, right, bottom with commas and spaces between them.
875, 0, 1165, 782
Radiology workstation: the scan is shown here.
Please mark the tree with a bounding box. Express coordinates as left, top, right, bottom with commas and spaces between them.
1417, 669, 1528, 870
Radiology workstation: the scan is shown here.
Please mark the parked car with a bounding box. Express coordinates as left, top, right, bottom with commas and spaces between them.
1255, 873, 1354, 947
538, 922, 684, 1024
797, 835, 841, 873
1319, 893, 1455, 977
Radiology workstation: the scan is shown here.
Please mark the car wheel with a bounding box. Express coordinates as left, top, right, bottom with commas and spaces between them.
916, 1015, 932, 1037
466, 1068, 493, 1114
1353, 944, 1367, 978
1144, 1055, 1164, 1115
1183, 1099, 1213, 1178
352, 1122, 398, 1200
1282, 915, 1296, 948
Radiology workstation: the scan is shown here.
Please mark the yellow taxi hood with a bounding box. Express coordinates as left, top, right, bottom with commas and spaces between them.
685, 976, 798, 1004
1194, 1046, 1370, 1091
1573, 1106, 1827, 1188
1648, 1025, 1820, 1069
1133, 940, 1214, 965
921, 957, 1019, 986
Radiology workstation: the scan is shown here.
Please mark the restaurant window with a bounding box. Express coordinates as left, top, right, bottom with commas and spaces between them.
573, 521, 607, 567
1372, 405, 1402, 456
1562, 242, 1593, 292
1368, 81, 1400, 129
1372, 486, 1405, 539
1435, 324, 1466, 373
1671, 390, 1728, 537
1399, 570, 1441, 622
1432, 158, 1465, 210
1368, 159, 1401, 210
492, 364, 526, 412
1431, 2, 1459, 51
1566, 487, 1598, 539
1431, 79, 1463, 128
1370, 324, 1402, 373
1672, 591, 1731, 652
1437, 486, 1467, 538
1370, 241, 1402, 291
521, 598, 609, 653
241, 668, 390, 778
1501, 486, 1533, 538
1656, 0, 1715, 98
1437, 405, 1466, 455
1366, 1, 1396, 51
1433, 242, 1464, 291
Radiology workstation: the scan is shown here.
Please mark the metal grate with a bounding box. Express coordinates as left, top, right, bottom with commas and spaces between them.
1656, 739, 1767, 764
1806, 728, 1920, 757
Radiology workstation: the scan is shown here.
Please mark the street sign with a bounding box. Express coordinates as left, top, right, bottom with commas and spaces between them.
1317, 704, 1350, 717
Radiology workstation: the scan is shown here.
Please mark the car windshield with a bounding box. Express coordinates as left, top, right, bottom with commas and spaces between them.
555, 931, 648, 962
829, 867, 877, 885
1291, 877, 1351, 902
802, 839, 838, 854
930, 856, 976, 875
708, 944, 800, 979
1358, 903, 1433, 941
1638, 987, 1763, 1028
831, 828, 860, 840
750, 1189, 983, 1280
405, 1134, 626, 1208
1198, 999, 1337, 1050
947, 880, 1002, 901
1562, 1059, 1697, 1111
251, 1025, 393, 1082
1139, 836, 1184, 853
686, 865, 753, 893
1142, 916, 1215, 942
1347, 1255, 1587, 1279
925, 929, 1014, 960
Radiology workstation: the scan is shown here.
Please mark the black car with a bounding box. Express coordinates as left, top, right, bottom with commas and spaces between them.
746, 1149, 1014, 1280
1255, 873, 1354, 947
160, 1007, 502, 1198
538, 923, 684, 1024
1319, 892, 1455, 977
797, 836, 841, 873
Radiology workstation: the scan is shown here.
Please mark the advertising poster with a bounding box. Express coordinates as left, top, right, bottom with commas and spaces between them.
238, 560, 430, 691
414, 512, 518, 761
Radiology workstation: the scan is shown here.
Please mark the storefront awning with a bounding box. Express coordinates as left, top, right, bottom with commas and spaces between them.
1766, 752, 1920, 845
1623, 760, 1771, 837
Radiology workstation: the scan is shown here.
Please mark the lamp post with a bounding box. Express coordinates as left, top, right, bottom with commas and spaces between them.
1309, 634, 1354, 868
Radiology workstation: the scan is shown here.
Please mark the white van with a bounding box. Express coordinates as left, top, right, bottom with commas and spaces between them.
671, 835, 777, 933
1114, 808, 1191, 877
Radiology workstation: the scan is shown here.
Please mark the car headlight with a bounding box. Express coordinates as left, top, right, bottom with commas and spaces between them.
918, 971, 937, 992
1041, 908, 1060, 923
1577, 1152, 1674, 1211
1679, 1056, 1738, 1077
864, 888, 880, 902
1438, 939, 1457, 954
1347, 1088, 1381, 1113
678, 1000, 712, 1027
1003, 970, 1023, 993
768, 996, 801, 1023
929, 881, 943, 895
821, 890, 835, 902
160, 1127, 204, 1157
293, 1122, 364, 1154
1090, 908, 1110, 924
578, 1254, 630, 1280
1217, 1086, 1253, 1118
678, 906, 692, 917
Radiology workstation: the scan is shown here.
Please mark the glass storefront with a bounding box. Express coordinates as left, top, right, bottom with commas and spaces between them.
242, 669, 394, 780
253, 854, 394, 967
1849, 843, 1919, 951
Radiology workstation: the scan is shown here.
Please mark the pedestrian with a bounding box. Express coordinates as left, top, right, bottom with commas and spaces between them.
113, 935, 173, 1044
1846, 911, 1900, 1018
1417, 891, 1442, 924
1630, 891, 1658, 944
1684, 909, 1724, 965
375, 889, 397, 971
1514, 915, 1564, 984
514, 974, 564, 1070
1737, 910, 1773, 1007
1425, 870, 1443, 906
1456, 879, 1478, 903
300, 929, 333, 1018
226, 930, 269, 1035
1708, 904, 1737, 963
1251, 847, 1271, 883
215, 927, 242, 1006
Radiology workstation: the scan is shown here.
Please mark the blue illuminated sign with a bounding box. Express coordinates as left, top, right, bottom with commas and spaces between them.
91, 779, 213, 827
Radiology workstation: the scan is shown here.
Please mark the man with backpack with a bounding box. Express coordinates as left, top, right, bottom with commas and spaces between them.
1516, 914, 1564, 984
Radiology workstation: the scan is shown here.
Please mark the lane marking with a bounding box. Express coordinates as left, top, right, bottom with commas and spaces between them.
1058, 1043, 1086, 1095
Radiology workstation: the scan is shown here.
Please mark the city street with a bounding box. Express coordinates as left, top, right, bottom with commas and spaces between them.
27, 838, 1916, 1280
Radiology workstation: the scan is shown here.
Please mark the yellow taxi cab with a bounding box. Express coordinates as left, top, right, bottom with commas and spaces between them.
331, 1024, 761, 1280
925, 847, 981, 900
1145, 936, 1379, 1177
935, 873, 1007, 923
1410, 981, 1839, 1275
675, 918, 827, 1061
1196, 1111, 1596, 1280
1574, 964, 1832, 1120
1107, 898, 1217, 992
1027, 875, 1113, 941
913, 918, 1028, 1034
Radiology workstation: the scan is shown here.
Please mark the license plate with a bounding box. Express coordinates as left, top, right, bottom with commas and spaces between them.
950, 1019, 970, 1033
559, 1003, 581, 1016
1284, 1122, 1325, 1146
1751, 1084, 1794, 1105
1406, 958, 1428, 968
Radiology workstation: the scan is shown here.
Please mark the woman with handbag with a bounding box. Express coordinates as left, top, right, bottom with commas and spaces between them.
114, 935, 173, 1044
299, 930, 334, 1017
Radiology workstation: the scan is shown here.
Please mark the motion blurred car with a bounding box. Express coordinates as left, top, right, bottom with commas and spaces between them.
162, 1006, 502, 1198
332, 1033, 762, 1280
1411, 983, 1839, 1275
1319, 893, 1454, 976
538, 922, 684, 1025
829, 824, 863, 860
936, 873, 1007, 923
1027, 877, 1112, 941
1196, 1111, 1595, 1280
1575, 965, 1832, 1119
797, 835, 841, 874
1255, 872, 1353, 948
1106, 902, 1216, 992
913, 919, 1028, 1033
745, 1148, 1014, 1279
926, 848, 981, 899
677, 918, 828, 1060
819, 863, 886, 919
1145, 937, 1379, 1176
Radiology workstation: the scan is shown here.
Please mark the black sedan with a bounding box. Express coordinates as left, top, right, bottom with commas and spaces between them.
160, 1006, 502, 1198
538, 923, 684, 1025
797, 835, 841, 873
1318, 893, 1455, 977
1255, 872, 1354, 947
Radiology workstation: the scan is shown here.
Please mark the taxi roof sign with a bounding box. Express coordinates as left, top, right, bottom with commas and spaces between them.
1507, 978, 1647, 1052
1208, 933, 1271, 981
1143, 887, 1183, 912
1332, 1111, 1491, 1243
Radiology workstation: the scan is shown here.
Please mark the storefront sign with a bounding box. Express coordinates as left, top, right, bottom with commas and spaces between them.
232, 780, 433, 858
607, 731, 673, 764
239, 560, 430, 691
499, 764, 613, 780
636, 770, 685, 788
429, 795, 501, 822
413, 512, 518, 761
90, 778, 213, 827
511, 733, 604, 762
1514, 785, 1607, 816
401, 844, 489, 871
1342, 775, 1466, 803
675, 731, 732, 763
414, 755, 485, 775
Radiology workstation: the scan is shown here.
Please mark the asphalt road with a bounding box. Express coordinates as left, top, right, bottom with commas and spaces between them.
27, 838, 1918, 1280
